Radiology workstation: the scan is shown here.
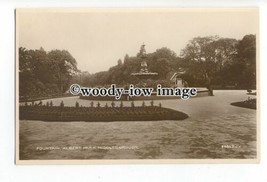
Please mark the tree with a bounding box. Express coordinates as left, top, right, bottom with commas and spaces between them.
214, 38, 238, 71
124, 54, 130, 64
232, 34, 256, 88
211, 38, 238, 86
181, 35, 256, 88
117, 59, 122, 66
19, 47, 42, 98
149, 58, 170, 79
19, 47, 34, 73
152, 47, 177, 61
181, 36, 219, 84
47, 50, 78, 93
180, 36, 241, 86
19, 47, 78, 100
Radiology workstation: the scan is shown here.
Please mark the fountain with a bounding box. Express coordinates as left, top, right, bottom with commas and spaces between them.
131, 43, 158, 80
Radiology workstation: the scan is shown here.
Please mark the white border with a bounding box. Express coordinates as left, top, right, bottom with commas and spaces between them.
1, 0, 267, 182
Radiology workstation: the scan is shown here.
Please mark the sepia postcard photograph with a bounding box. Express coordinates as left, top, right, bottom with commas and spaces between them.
16, 8, 259, 164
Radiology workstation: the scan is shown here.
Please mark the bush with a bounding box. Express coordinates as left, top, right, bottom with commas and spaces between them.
60, 101, 64, 108
142, 101, 146, 107
75, 101, 79, 108
111, 101, 115, 108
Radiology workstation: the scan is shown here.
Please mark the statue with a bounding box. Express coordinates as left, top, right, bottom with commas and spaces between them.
138, 43, 148, 73
139, 43, 147, 58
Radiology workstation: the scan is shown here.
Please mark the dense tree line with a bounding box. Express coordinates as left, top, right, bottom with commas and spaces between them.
180, 34, 256, 88
19, 47, 78, 100
76, 34, 256, 89
19, 34, 256, 100
75, 47, 184, 88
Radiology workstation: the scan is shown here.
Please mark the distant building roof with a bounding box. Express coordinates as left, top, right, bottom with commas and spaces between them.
170, 71, 186, 81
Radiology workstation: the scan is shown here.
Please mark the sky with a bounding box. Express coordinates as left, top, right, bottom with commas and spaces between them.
17, 8, 258, 73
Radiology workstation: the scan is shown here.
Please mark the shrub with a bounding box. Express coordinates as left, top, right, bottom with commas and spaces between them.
142, 101, 146, 107
49, 100, 53, 107
60, 101, 64, 108
150, 100, 154, 106
111, 101, 115, 108
38, 101, 42, 106
75, 101, 79, 108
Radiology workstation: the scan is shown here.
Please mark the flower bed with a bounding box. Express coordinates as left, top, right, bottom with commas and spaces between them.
19, 105, 188, 122
230, 98, 256, 109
